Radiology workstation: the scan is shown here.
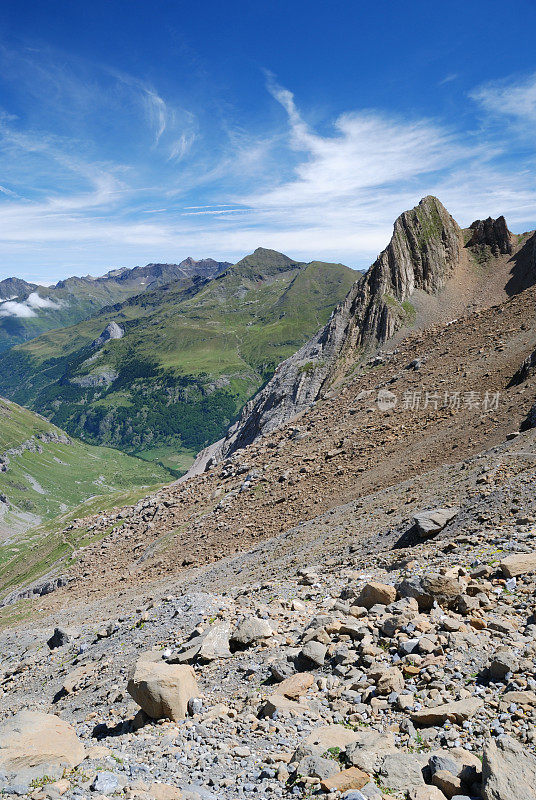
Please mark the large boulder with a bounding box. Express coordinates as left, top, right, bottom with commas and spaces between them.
127, 652, 198, 721
356, 581, 396, 608
231, 617, 273, 647
169, 622, 232, 663
346, 730, 397, 773
377, 752, 426, 792
273, 672, 314, 700
320, 767, 370, 793
397, 573, 463, 611
306, 724, 363, 751
0, 710, 85, 779
413, 507, 459, 538
411, 697, 483, 727
499, 552, 536, 578
482, 734, 536, 800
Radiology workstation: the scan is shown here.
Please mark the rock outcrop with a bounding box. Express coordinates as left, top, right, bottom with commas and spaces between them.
91, 321, 124, 349
466, 215, 514, 256
513, 346, 536, 385
512, 346, 536, 430
203, 196, 463, 464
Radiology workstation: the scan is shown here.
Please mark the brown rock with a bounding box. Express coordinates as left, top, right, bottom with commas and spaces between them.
502, 690, 536, 706
273, 672, 314, 699
432, 769, 462, 798
357, 581, 397, 609
369, 666, 405, 695
320, 766, 370, 792
306, 724, 363, 751
408, 788, 448, 800
500, 552, 536, 578
0, 711, 85, 777
147, 783, 183, 800
259, 694, 308, 718
482, 734, 536, 800
127, 652, 198, 721
411, 697, 483, 726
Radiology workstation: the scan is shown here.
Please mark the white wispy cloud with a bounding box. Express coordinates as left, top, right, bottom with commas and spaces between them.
438, 73, 459, 86
0, 57, 535, 279
470, 72, 536, 122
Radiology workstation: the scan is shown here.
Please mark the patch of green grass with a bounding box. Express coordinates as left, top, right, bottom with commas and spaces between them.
383, 295, 416, 326
0, 255, 358, 463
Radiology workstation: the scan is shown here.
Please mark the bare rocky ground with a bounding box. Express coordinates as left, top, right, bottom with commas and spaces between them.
1, 215, 536, 799
1, 423, 536, 799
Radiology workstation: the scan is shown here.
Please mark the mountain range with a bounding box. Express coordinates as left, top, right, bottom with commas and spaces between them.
0, 195, 534, 603
193, 196, 536, 470
0, 197, 536, 800
0, 257, 231, 353
0, 250, 357, 473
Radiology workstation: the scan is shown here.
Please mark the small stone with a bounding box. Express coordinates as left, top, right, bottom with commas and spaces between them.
320, 767, 370, 792
301, 639, 327, 666
91, 772, 118, 794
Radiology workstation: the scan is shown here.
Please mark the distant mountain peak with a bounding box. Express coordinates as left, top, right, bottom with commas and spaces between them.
231, 248, 302, 277
200, 196, 466, 463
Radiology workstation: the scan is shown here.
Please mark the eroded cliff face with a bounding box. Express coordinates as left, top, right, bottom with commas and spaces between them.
192, 196, 463, 467
466, 216, 514, 256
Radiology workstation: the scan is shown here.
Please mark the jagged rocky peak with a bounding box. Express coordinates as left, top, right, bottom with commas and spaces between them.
192, 196, 464, 469
91, 321, 124, 349
466, 215, 514, 256
382, 195, 462, 297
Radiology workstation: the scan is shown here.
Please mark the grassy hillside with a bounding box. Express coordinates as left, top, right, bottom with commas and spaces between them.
0, 397, 169, 540
0, 259, 229, 353
0, 249, 358, 471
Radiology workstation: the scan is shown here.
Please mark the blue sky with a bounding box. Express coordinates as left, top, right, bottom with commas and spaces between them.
0, 0, 535, 282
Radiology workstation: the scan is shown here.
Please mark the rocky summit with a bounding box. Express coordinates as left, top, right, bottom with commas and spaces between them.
0, 196, 536, 800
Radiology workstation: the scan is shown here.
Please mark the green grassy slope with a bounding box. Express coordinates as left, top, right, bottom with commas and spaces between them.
0, 397, 169, 540
0, 259, 229, 353
0, 250, 358, 469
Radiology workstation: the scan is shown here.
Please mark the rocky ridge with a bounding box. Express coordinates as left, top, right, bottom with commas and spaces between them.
2, 469, 536, 799
198, 198, 535, 469
1, 199, 536, 800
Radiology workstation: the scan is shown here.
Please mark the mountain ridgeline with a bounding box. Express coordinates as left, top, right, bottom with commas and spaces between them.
0, 250, 357, 473
0, 258, 231, 353
194, 196, 536, 469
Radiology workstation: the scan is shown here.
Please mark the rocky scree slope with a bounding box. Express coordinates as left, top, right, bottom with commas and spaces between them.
2, 440, 536, 800
201, 197, 535, 467
16, 273, 536, 604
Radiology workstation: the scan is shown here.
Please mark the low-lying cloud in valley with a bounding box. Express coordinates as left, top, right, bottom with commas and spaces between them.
0, 292, 63, 318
